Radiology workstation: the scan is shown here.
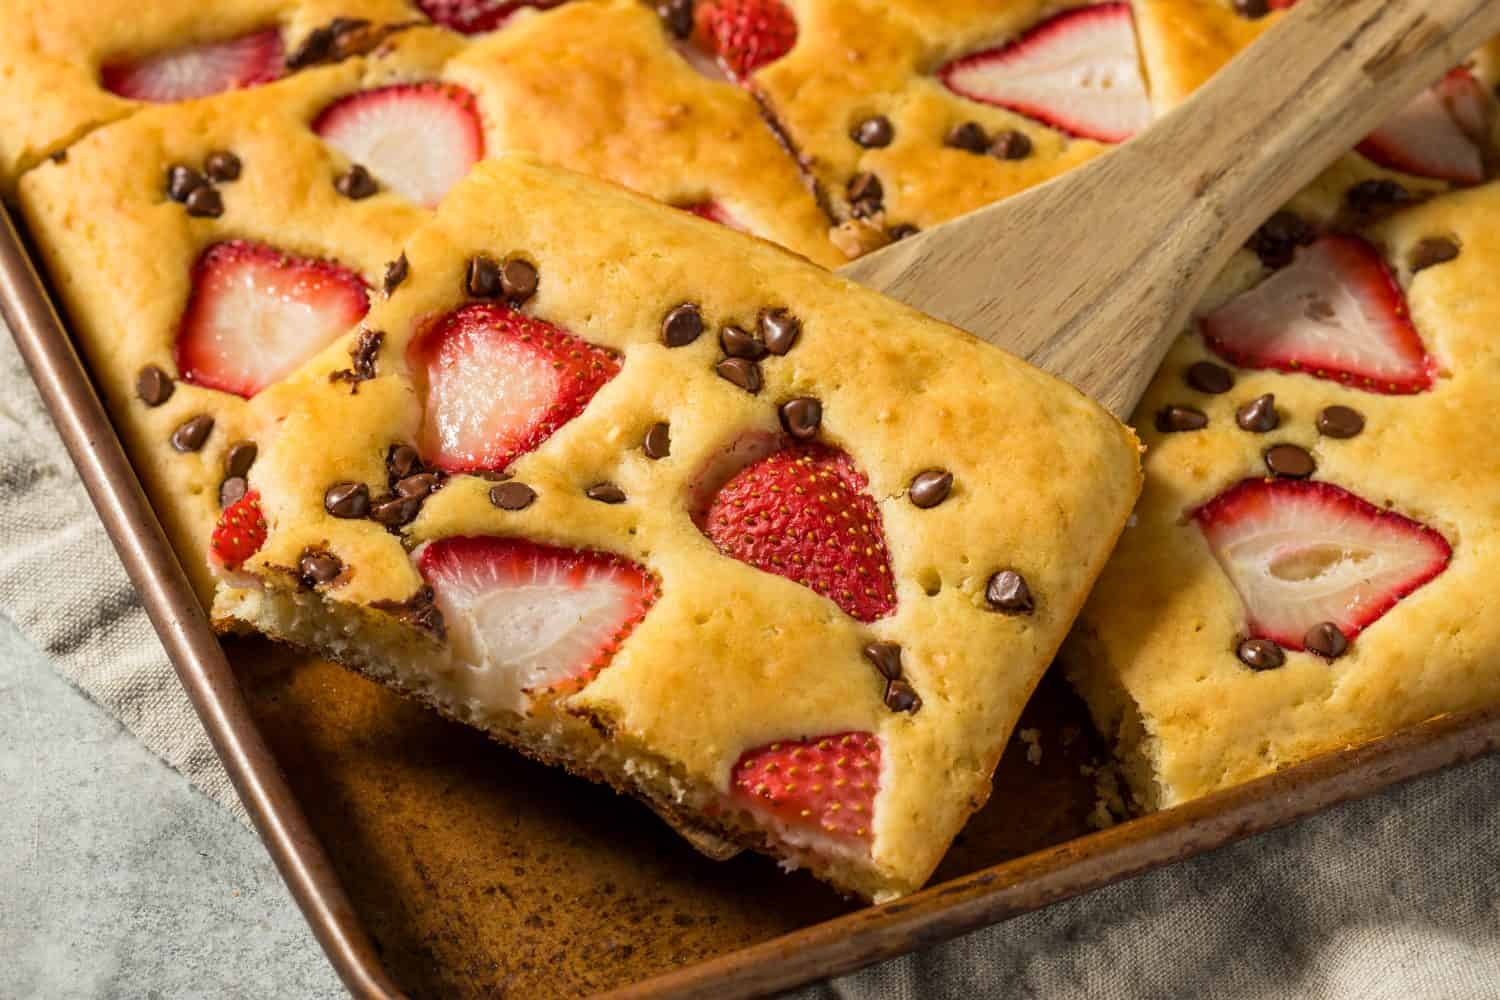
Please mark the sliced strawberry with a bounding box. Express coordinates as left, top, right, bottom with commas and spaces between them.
176, 241, 370, 399
730, 732, 880, 849
312, 82, 485, 208
1357, 69, 1487, 185
416, 0, 565, 34
101, 29, 283, 103
211, 491, 268, 570
938, 3, 1151, 144
1194, 479, 1451, 650
701, 443, 896, 623
1200, 235, 1435, 395
679, 200, 748, 232
417, 536, 658, 710
407, 302, 620, 474
692, 0, 797, 83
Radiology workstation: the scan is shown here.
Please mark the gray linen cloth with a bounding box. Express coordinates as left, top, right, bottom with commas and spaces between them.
4, 319, 1499, 999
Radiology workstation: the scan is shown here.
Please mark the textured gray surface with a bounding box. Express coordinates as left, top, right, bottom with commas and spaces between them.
0, 613, 342, 1000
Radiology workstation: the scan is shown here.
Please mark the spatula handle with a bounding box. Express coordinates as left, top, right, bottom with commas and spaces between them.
843, 0, 1500, 418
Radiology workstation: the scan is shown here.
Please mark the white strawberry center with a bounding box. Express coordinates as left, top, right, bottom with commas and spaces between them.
421, 332, 561, 470
193, 268, 353, 390
315, 86, 483, 207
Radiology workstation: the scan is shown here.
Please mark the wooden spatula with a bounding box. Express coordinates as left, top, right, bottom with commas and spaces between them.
840, 0, 1500, 420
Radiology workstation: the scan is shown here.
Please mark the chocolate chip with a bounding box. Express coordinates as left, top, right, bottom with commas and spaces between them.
1237, 637, 1285, 670
184, 185, 223, 218
1346, 178, 1412, 217
371, 585, 445, 638
945, 121, 988, 153
287, 26, 334, 69
1409, 236, 1460, 273
1246, 211, 1316, 268
328, 17, 380, 59
387, 444, 421, 483
224, 441, 258, 479
330, 329, 384, 390
888, 223, 920, 241
166, 165, 206, 203
656, 0, 694, 37
663, 303, 705, 347
846, 172, 884, 218
908, 469, 953, 509
1316, 405, 1365, 439
851, 115, 894, 148
335, 164, 379, 199
1236, 393, 1280, 433
298, 549, 344, 588
716, 357, 762, 394
779, 397, 822, 440
1186, 361, 1234, 394
720, 324, 766, 360
586, 482, 627, 504
985, 570, 1034, 614
395, 472, 440, 499
324, 481, 371, 518
370, 494, 422, 528
489, 481, 537, 510
466, 255, 503, 298
1233, 0, 1270, 17
643, 422, 671, 460
170, 414, 214, 452
501, 258, 538, 304
1265, 443, 1316, 479
219, 476, 248, 509
383, 254, 409, 295
883, 678, 922, 714
989, 129, 1033, 161
862, 641, 903, 680
49, 150, 67, 165
136, 365, 174, 407
204, 151, 241, 183
760, 309, 801, 355
1155, 405, 1208, 433
1303, 621, 1349, 660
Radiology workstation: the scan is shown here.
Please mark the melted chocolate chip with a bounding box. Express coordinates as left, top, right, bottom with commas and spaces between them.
1233, 0, 1270, 18
985, 570, 1034, 614
219, 476, 248, 509
1237, 637, 1285, 670
760, 309, 801, 355
716, 357, 762, 394
335, 164, 379, 199
490, 481, 537, 511
851, 115, 894, 148
908, 469, 953, 509
370, 494, 422, 528
989, 129, 1033, 161
1346, 178, 1413, 218
779, 397, 822, 440
884, 678, 922, 714
846, 172, 884, 218
387, 444, 421, 483
286, 25, 336, 69
1236, 393, 1280, 433
224, 441, 257, 479
395, 472, 440, 499
1317, 405, 1365, 439
862, 641, 903, 680
383, 254, 409, 295
330, 329, 384, 390
298, 548, 344, 588
586, 482, 627, 504
184, 185, 223, 218
1155, 405, 1209, 433
166, 164, 206, 203
371, 586, 445, 639
720, 324, 767, 360
1246, 211, 1315, 268
1186, 361, 1234, 394
1265, 443, 1316, 479
466, 255, 503, 298
136, 365, 174, 407
1304, 622, 1349, 660
945, 121, 988, 153
500, 259, 538, 305
204, 151, 242, 182
656, 0, 694, 38
324, 481, 371, 519
170, 414, 214, 452
642, 422, 671, 460
888, 223, 920, 241
1409, 236, 1460, 273
662, 303, 704, 347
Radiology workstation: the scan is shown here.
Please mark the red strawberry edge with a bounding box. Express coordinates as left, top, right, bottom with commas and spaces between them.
211, 490, 269, 570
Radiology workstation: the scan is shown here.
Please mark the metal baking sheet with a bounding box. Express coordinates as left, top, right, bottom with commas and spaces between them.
5, 197, 1498, 999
